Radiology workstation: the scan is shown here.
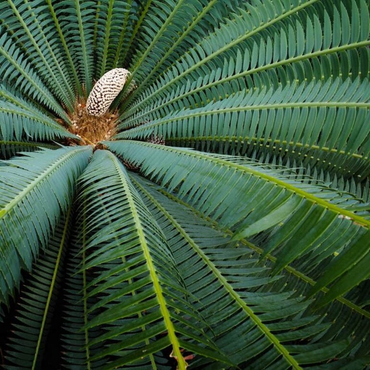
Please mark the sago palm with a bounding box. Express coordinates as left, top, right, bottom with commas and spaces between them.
0, 0, 370, 369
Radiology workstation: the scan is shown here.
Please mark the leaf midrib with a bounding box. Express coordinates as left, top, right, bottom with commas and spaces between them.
132, 40, 370, 119
157, 187, 370, 320
119, 100, 370, 136
75, 0, 92, 93
132, 176, 302, 370
0, 42, 66, 121
128, 0, 187, 79
165, 135, 367, 161
32, 207, 71, 370
123, 0, 218, 106
45, 0, 82, 95
0, 147, 88, 217
0, 141, 57, 149
0, 106, 71, 132
7, 0, 74, 110
121, 0, 319, 117
123, 141, 370, 229
99, 0, 115, 76
81, 201, 92, 369
108, 152, 186, 370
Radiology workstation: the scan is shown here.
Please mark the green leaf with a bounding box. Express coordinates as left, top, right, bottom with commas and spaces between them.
232, 196, 303, 240
73, 150, 229, 369
4, 209, 71, 369
0, 147, 91, 305
308, 230, 370, 298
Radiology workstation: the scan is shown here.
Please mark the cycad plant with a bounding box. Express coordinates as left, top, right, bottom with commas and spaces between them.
0, 0, 370, 369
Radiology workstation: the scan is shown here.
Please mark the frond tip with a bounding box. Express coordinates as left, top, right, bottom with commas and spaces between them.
86, 68, 131, 116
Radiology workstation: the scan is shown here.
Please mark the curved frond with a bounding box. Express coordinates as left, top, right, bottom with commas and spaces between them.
4, 209, 71, 369
94, 0, 131, 75
117, 77, 370, 182
0, 146, 91, 306
0, 101, 75, 141
105, 141, 370, 306
0, 0, 75, 110
119, 0, 153, 68
130, 173, 370, 369
115, 0, 242, 108
44, 0, 83, 95
73, 150, 231, 369
0, 141, 57, 160
54, 0, 97, 94
62, 205, 103, 369
0, 0, 369, 368
0, 30, 69, 122
0, 83, 52, 118
120, 0, 370, 125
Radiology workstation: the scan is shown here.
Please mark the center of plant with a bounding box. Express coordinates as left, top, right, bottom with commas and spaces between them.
67, 97, 119, 145
64, 68, 130, 146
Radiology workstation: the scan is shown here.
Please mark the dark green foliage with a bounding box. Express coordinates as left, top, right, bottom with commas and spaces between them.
0, 0, 369, 369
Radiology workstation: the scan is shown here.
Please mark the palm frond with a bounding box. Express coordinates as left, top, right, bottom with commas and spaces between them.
119, 0, 153, 67
0, 0, 75, 111
0, 83, 52, 118
117, 0, 242, 108
0, 140, 57, 160
50, 0, 96, 94
0, 0, 369, 368
130, 173, 370, 369
62, 204, 103, 369
125, 0, 189, 78
45, 0, 83, 95
0, 30, 69, 122
72, 149, 231, 369
111, 0, 191, 108
133, 174, 370, 312
118, 76, 370, 184
94, 0, 131, 76
4, 209, 71, 369
120, 0, 369, 127
0, 101, 75, 141
105, 141, 370, 307
0, 146, 91, 306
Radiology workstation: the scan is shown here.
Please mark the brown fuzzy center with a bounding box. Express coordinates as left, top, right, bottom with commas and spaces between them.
66, 97, 119, 145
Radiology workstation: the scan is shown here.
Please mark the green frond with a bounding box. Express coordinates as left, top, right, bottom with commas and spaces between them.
119, 0, 153, 67
47, 0, 96, 95
115, 0, 246, 110
105, 141, 370, 307
0, 84, 66, 159
117, 77, 370, 182
135, 174, 370, 314
0, 101, 75, 142
119, 0, 370, 127
120, 0, 318, 118
0, 141, 57, 159
62, 204, 104, 370
0, 0, 76, 111
0, 83, 51, 118
4, 209, 71, 369
94, 0, 131, 76
0, 0, 369, 367
44, 0, 83, 95
130, 173, 369, 369
125, 0, 188, 78
115, 0, 240, 106
66, 0, 96, 94
0, 146, 91, 306
0, 30, 69, 122
72, 150, 231, 369
111, 0, 191, 108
